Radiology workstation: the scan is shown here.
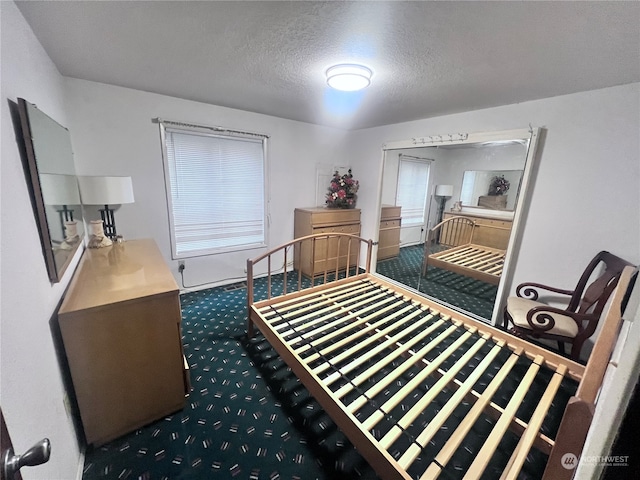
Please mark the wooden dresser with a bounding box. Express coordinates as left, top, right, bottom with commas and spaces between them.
378, 205, 401, 260
293, 207, 361, 277
58, 239, 188, 446
443, 211, 513, 250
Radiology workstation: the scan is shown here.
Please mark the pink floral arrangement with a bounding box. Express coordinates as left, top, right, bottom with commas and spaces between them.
326, 169, 359, 209
488, 175, 510, 196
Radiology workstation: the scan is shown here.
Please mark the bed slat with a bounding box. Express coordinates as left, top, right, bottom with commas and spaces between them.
337, 317, 448, 404
321, 313, 441, 386
257, 280, 370, 314
299, 303, 418, 361
263, 282, 377, 319
379, 332, 492, 450
361, 327, 477, 431
311, 306, 430, 375
398, 339, 507, 469
421, 347, 524, 480
462, 354, 545, 479
279, 291, 397, 339
275, 289, 389, 333
499, 364, 568, 480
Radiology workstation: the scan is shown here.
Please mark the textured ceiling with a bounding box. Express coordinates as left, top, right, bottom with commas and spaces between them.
16, 1, 640, 130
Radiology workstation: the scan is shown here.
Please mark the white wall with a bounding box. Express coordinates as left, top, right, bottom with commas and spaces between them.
64, 79, 350, 289
0, 2, 83, 479
350, 82, 640, 354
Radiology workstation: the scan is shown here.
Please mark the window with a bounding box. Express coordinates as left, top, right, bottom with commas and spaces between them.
395, 157, 431, 226
160, 121, 267, 258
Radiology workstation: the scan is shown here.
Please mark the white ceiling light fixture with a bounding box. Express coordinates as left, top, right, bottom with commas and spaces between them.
326, 64, 372, 92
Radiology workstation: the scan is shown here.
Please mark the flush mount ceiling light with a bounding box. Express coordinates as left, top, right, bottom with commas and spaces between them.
326, 64, 372, 91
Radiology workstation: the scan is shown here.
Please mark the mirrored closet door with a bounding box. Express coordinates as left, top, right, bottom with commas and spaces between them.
373, 128, 541, 325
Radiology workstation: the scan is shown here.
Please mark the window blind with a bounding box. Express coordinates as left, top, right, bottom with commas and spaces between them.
396, 158, 430, 226
163, 127, 266, 258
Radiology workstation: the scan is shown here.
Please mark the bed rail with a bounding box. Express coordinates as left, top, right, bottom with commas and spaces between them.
247, 233, 373, 336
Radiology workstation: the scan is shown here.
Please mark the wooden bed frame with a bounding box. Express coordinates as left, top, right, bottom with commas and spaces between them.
422, 216, 507, 285
246, 233, 635, 480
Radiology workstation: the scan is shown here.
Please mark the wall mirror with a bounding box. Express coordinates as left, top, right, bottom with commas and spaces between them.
18, 98, 84, 283
374, 128, 540, 326
460, 169, 523, 211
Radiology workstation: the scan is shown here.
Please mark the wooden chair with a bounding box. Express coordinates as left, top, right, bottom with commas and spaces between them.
503, 251, 634, 361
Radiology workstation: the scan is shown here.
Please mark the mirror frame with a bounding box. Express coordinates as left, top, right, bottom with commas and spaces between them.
17, 98, 83, 283
373, 127, 541, 326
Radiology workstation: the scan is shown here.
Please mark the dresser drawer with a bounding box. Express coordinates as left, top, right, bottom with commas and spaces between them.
380, 205, 401, 221
314, 224, 361, 235
309, 209, 360, 227
476, 218, 509, 228
380, 219, 401, 230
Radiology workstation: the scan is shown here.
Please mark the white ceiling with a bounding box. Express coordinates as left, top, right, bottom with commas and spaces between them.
16, 1, 640, 130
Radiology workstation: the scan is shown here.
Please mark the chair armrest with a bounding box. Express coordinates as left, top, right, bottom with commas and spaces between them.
525, 305, 592, 333
516, 282, 574, 301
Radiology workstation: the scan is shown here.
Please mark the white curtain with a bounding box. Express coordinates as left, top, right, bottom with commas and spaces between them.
395, 157, 431, 226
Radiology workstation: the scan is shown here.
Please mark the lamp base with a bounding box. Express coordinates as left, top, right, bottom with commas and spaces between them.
437, 197, 447, 224
88, 220, 113, 248
99, 205, 117, 239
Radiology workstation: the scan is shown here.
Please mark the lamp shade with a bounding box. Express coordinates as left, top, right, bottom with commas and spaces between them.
39, 174, 81, 205
435, 184, 454, 197
78, 176, 135, 205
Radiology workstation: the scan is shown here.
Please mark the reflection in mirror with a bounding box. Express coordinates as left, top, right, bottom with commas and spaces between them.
17, 98, 84, 282
375, 129, 539, 325
460, 169, 523, 211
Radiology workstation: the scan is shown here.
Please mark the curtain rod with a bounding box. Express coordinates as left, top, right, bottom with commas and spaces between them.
399, 154, 434, 162
153, 117, 269, 139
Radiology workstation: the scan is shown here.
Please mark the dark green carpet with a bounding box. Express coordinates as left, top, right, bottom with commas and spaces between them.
82, 275, 377, 480
81, 272, 575, 480
376, 245, 497, 321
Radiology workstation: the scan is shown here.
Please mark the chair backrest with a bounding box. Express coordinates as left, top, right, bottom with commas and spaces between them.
569, 251, 634, 333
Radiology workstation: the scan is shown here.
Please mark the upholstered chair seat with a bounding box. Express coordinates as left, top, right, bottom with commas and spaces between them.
505, 297, 579, 338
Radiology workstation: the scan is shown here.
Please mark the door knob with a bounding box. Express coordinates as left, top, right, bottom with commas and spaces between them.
2, 438, 50, 480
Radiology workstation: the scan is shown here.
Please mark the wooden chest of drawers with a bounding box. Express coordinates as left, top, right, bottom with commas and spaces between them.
443, 211, 513, 250
293, 207, 361, 277
58, 239, 188, 446
378, 205, 402, 260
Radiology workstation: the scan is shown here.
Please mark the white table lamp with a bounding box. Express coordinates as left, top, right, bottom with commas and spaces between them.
79, 176, 134, 239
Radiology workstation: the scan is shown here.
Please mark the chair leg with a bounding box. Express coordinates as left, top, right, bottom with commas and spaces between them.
502, 306, 511, 330
557, 341, 566, 355
570, 338, 586, 362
